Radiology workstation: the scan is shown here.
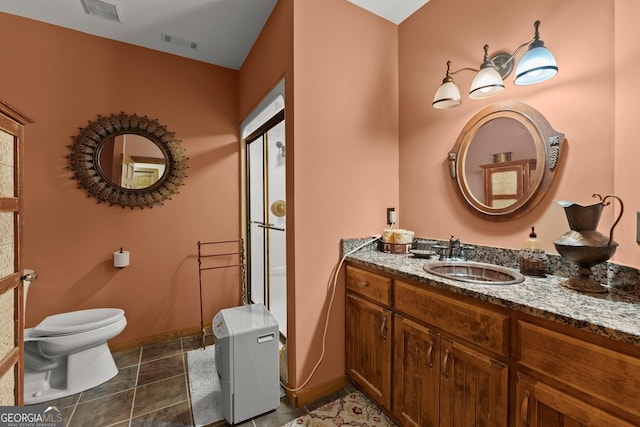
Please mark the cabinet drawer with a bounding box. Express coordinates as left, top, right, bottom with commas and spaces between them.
518, 321, 640, 419
346, 266, 392, 306
395, 280, 509, 356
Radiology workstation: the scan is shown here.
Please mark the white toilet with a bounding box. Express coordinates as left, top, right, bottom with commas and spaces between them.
22, 270, 127, 404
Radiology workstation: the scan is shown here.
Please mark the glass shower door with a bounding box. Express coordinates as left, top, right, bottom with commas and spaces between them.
265, 121, 286, 339
247, 117, 286, 340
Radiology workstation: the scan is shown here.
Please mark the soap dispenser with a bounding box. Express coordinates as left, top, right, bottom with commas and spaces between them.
523, 227, 540, 249
520, 226, 546, 276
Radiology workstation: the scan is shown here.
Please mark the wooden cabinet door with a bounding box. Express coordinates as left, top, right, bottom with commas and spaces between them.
439, 338, 508, 427
480, 159, 535, 208
516, 373, 637, 427
345, 292, 392, 411
393, 315, 439, 427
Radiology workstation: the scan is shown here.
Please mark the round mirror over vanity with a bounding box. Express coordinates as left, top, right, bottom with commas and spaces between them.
68, 113, 187, 208
448, 102, 565, 219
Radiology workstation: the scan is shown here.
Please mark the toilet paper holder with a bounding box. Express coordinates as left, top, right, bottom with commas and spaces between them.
114, 248, 130, 268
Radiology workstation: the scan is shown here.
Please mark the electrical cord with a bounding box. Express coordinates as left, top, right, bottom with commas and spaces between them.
280, 234, 381, 392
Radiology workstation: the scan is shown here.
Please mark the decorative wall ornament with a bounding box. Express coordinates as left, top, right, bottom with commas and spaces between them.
68, 112, 187, 209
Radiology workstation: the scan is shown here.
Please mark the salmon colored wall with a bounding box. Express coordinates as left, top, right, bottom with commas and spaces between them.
238, 0, 297, 383
292, 0, 398, 390
239, 0, 399, 392
238, 0, 293, 121
614, 0, 640, 268
398, 0, 626, 262
0, 13, 240, 346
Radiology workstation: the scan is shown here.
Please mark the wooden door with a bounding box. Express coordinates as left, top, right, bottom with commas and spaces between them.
516, 373, 637, 427
345, 292, 392, 411
393, 315, 439, 427
0, 100, 32, 405
439, 337, 508, 427
120, 154, 135, 189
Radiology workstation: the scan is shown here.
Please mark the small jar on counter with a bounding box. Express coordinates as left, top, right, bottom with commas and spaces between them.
519, 227, 546, 276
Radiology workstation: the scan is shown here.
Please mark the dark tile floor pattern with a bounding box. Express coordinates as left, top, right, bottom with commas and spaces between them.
31, 336, 355, 427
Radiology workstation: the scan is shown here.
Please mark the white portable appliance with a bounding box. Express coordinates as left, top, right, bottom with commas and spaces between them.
213, 303, 280, 424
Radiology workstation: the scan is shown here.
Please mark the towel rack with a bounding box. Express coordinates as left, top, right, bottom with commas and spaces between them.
197, 239, 247, 347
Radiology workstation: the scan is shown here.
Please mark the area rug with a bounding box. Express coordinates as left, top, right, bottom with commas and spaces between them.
282, 390, 397, 426
187, 345, 224, 427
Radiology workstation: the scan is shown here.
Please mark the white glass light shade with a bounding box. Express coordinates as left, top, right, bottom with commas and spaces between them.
469, 67, 505, 99
433, 81, 462, 109
514, 45, 558, 85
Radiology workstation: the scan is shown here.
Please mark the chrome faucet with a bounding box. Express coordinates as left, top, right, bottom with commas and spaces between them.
432, 235, 475, 261
447, 235, 461, 259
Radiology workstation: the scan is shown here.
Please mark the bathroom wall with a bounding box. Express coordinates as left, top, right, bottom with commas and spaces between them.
613, 0, 640, 268
398, 0, 640, 268
240, 0, 399, 393
290, 0, 399, 392
238, 0, 296, 385
0, 13, 240, 346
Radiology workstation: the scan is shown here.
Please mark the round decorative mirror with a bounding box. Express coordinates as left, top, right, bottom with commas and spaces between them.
68, 113, 187, 209
448, 102, 565, 220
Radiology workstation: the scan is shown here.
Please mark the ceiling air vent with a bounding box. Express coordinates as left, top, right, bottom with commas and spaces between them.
80, 0, 122, 23
161, 33, 200, 51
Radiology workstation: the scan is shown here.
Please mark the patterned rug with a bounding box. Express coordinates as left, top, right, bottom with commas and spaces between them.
282, 390, 397, 426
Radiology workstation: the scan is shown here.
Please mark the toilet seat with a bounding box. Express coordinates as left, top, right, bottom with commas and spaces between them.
29, 308, 125, 337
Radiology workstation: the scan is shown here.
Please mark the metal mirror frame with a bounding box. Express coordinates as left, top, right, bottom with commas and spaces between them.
448, 102, 565, 220
68, 112, 187, 209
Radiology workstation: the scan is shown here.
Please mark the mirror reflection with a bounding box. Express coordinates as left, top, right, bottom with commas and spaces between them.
449, 102, 565, 220
97, 134, 166, 189
465, 117, 537, 208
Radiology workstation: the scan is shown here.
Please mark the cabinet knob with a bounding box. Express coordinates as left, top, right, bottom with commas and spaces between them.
443, 349, 451, 378
427, 340, 434, 368
380, 318, 387, 341
520, 390, 530, 426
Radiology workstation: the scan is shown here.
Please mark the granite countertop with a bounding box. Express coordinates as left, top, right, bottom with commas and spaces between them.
346, 250, 640, 347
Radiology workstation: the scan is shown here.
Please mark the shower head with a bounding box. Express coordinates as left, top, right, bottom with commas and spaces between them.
275, 141, 285, 158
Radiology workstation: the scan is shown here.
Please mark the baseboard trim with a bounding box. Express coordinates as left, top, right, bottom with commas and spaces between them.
109, 325, 203, 352
286, 376, 349, 408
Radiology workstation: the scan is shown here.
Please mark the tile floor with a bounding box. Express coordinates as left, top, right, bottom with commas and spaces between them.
30, 335, 355, 427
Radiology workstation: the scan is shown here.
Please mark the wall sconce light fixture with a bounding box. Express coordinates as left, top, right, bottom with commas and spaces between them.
432, 20, 558, 109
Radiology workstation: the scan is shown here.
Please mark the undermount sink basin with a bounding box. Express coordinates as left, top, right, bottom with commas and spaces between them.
423, 261, 525, 285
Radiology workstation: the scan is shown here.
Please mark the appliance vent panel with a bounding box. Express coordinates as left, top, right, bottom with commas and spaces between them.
161, 33, 200, 51
81, 0, 121, 23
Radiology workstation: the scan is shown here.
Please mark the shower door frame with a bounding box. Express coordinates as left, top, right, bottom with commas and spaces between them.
243, 109, 287, 342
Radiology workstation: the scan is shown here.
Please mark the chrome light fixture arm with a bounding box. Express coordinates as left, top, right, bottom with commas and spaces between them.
491, 20, 543, 77
447, 62, 479, 77
433, 20, 557, 109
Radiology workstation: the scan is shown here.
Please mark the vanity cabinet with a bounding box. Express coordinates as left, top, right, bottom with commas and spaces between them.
393, 315, 439, 426
439, 337, 508, 427
394, 280, 509, 427
515, 373, 636, 427
516, 321, 640, 426
345, 266, 393, 412
394, 315, 508, 427
345, 262, 640, 426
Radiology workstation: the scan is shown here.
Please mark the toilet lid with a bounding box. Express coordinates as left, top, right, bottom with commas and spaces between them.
31, 308, 125, 337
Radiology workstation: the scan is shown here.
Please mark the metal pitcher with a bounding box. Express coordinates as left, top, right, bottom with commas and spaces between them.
553, 194, 624, 293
